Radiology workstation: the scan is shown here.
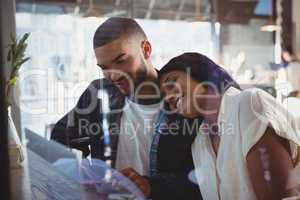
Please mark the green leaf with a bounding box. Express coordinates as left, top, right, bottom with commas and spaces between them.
6, 32, 30, 91
15, 43, 26, 63
7, 76, 18, 86
16, 57, 30, 68
11, 57, 30, 77
18, 33, 30, 46
9, 34, 16, 56
14, 48, 24, 63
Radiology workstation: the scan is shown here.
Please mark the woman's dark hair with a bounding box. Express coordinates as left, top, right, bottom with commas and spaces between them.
159, 52, 240, 95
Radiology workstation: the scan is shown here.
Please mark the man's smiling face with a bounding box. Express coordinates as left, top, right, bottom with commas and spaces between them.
94, 36, 148, 96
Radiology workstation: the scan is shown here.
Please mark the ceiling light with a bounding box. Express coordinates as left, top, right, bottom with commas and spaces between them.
260, 18, 280, 32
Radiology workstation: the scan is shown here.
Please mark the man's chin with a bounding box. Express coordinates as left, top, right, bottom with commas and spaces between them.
118, 87, 131, 96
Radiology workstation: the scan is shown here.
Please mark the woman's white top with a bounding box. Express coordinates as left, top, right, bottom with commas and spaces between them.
192, 87, 300, 200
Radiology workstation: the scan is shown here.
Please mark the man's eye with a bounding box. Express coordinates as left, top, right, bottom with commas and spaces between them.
164, 83, 175, 91
116, 59, 125, 64
165, 80, 176, 84
101, 68, 107, 72
97, 64, 108, 70
164, 77, 178, 85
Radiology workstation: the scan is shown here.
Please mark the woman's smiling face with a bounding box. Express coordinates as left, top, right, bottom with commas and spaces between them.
160, 70, 208, 118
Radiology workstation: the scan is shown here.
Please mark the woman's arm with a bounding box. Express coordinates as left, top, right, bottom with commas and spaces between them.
246, 127, 296, 200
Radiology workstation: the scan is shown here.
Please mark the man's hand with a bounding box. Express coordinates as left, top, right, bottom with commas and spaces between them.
120, 168, 151, 199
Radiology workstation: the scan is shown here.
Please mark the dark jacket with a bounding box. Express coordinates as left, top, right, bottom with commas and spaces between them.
51, 78, 202, 200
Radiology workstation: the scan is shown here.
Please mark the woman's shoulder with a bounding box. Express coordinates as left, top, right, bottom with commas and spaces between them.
239, 87, 268, 100
224, 87, 269, 104
235, 88, 276, 127
237, 88, 274, 110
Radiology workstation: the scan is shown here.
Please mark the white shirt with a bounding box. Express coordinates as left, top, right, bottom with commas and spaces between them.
283, 97, 300, 122
115, 98, 161, 176
192, 87, 300, 200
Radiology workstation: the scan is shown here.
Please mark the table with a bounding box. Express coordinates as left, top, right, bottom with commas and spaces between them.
10, 149, 100, 200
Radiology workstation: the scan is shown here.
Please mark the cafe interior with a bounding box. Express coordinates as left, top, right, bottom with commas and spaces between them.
1, 0, 300, 199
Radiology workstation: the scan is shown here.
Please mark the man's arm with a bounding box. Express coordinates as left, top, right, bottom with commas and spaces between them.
50, 109, 91, 157
50, 80, 101, 157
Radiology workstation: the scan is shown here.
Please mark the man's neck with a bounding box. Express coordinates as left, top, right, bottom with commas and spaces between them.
131, 67, 161, 105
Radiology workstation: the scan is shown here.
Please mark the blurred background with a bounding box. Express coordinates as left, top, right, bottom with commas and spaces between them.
1, 1, 300, 199
1, 0, 299, 143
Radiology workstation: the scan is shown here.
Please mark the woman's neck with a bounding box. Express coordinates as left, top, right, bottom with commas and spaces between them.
201, 91, 222, 128
201, 93, 223, 155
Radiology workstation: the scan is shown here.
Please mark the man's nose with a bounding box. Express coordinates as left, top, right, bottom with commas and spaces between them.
104, 71, 121, 82
110, 72, 121, 82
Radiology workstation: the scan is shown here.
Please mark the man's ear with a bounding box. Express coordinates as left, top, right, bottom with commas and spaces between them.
141, 40, 152, 59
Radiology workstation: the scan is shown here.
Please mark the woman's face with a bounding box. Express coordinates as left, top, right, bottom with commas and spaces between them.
160, 70, 208, 118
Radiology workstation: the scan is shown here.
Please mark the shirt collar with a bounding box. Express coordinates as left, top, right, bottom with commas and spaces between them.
197, 87, 241, 135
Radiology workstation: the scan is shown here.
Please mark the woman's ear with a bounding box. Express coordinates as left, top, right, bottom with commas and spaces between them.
141, 40, 152, 59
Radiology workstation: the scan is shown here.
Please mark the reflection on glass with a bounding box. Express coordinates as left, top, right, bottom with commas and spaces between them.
53, 158, 145, 200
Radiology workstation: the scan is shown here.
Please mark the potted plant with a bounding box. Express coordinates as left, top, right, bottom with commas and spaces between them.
5, 33, 30, 168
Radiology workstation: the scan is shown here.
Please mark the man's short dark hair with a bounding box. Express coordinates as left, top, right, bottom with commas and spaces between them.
93, 17, 147, 49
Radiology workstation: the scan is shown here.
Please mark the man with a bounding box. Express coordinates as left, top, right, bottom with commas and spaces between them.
51, 17, 201, 200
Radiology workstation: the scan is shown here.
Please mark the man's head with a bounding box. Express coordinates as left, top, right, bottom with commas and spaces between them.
93, 17, 152, 95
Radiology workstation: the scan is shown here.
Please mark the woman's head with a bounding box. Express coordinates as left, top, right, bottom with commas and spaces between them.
159, 52, 240, 118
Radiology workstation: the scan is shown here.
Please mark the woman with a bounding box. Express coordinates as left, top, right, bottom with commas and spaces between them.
158, 52, 300, 200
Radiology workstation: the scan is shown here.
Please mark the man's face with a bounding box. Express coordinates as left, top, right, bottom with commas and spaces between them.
94, 36, 148, 95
